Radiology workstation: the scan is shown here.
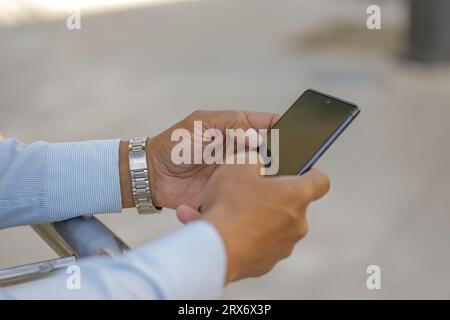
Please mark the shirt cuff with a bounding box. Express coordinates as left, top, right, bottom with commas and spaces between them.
127, 220, 227, 299
47, 139, 122, 222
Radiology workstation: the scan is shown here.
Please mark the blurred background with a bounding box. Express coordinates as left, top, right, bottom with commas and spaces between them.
1, 0, 450, 299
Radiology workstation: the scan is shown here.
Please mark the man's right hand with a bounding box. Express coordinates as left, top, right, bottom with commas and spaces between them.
176, 158, 330, 284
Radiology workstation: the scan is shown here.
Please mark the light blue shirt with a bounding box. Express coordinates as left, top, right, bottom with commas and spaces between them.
0, 139, 226, 299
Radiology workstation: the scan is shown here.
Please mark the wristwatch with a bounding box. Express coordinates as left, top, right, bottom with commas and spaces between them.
128, 138, 161, 214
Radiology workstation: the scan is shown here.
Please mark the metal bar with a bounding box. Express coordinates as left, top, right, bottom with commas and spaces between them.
51, 216, 129, 258
0, 256, 76, 287
0, 217, 129, 286
31, 224, 78, 258
0, 216, 129, 287
33, 217, 129, 259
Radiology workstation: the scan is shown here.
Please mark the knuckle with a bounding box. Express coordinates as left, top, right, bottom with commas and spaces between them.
291, 188, 311, 212
233, 109, 246, 118
295, 220, 308, 239
281, 246, 294, 259
283, 204, 300, 223
233, 110, 249, 127
281, 191, 307, 220
254, 265, 274, 278
190, 109, 205, 118
297, 187, 312, 205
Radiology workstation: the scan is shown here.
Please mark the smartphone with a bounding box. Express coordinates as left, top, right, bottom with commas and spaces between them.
265, 89, 360, 176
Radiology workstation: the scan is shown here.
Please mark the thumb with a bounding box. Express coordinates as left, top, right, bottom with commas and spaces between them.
176, 204, 202, 224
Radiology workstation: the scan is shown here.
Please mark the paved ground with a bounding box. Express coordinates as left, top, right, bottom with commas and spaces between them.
1, 0, 450, 299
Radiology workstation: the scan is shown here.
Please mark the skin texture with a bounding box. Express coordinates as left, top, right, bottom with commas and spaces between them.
119, 110, 330, 283
120, 110, 280, 209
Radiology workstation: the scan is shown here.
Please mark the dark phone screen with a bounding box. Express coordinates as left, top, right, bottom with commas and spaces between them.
268, 90, 357, 176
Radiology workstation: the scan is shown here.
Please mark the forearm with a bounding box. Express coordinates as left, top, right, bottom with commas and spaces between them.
0, 138, 122, 229
0, 139, 49, 227
0, 136, 165, 229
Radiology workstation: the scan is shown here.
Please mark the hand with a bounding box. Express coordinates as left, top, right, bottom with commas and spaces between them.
145, 110, 279, 210
177, 159, 330, 283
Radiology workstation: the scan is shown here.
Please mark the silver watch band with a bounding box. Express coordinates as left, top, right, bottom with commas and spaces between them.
128, 138, 161, 214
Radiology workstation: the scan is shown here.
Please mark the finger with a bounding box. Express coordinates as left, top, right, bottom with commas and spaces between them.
299, 168, 330, 201
244, 112, 281, 130
279, 168, 330, 202
176, 204, 202, 224
223, 150, 263, 174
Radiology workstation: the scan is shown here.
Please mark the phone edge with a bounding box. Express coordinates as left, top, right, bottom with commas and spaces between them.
297, 96, 360, 176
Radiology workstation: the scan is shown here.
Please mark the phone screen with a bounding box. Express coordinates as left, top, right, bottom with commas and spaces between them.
267, 89, 359, 176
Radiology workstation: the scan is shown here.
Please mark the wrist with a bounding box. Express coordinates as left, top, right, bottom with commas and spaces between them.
119, 140, 134, 208
145, 136, 162, 208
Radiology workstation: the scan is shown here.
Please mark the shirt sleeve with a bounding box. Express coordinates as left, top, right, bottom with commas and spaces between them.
0, 220, 227, 300
0, 138, 122, 229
